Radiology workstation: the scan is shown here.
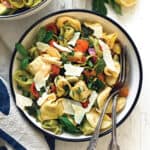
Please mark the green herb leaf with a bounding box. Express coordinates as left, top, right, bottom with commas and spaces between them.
92, 0, 107, 16
76, 87, 82, 95
64, 85, 70, 95
81, 24, 94, 38
25, 102, 40, 120
39, 87, 46, 96
95, 58, 106, 74
92, 0, 122, 16
20, 57, 30, 70
16, 43, 28, 57
23, 90, 30, 97
59, 115, 82, 134
87, 77, 105, 92
68, 51, 75, 56
108, 0, 122, 14
61, 53, 69, 64
87, 59, 94, 68
43, 31, 53, 43
37, 27, 47, 42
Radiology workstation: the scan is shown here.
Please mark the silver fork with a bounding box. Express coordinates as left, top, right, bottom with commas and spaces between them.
108, 47, 127, 150
87, 47, 127, 150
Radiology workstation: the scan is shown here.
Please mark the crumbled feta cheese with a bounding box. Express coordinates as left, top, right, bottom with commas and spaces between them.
62, 91, 98, 124
99, 39, 116, 72
68, 32, 80, 46
84, 22, 103, 38
16, 93, 32, 110
64, 64, 84, 77
72, 104, 85, 124
37, 92, 49, 106
34, 72, 49, 91
53, 42, 72, 52
86, 91, 98, 112
36, 42, 50, 52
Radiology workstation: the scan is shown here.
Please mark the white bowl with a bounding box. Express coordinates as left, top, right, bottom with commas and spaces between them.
9, 10, 143, 142
0, 0, 51, 20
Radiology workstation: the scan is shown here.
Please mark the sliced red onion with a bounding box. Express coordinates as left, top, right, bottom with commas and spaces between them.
92, 56, 97, 63
88, 48, 96, 56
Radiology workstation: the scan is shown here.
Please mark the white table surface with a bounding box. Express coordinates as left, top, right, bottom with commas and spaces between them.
0, 0, 149, 150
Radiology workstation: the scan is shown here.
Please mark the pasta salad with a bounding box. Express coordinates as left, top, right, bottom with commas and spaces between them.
0, 0, 43, 15
13, 16, 129, 135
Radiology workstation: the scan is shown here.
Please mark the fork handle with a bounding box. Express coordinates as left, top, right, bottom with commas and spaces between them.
112, 95, 118, 143
87, 92, 117, 150
108, 94, 120, 150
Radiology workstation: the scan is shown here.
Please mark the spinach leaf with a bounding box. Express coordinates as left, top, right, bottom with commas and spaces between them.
91, 79, 105, 92
39, 87, 46, 96
25, 102, 40, 120
81, 24, 94, 38
61, 53, 69, 64
43, 31, 53, 43
37, 27, 47, 42
92, 0, 107, 16
87, 59, 94, 68
95, 58, 106, 74
92, 0, 122, 16
59, 115, 82, 134
108, 0, 122, 15
87, 78, 105, 92
20, 57, 30, 70
16, 43, 28, 57
68, 51, 75, 56
22, 90, 30, 97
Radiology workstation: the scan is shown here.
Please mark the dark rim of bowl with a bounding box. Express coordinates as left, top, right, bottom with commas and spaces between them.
0, 0, 48, 19
9, 9, 143, 142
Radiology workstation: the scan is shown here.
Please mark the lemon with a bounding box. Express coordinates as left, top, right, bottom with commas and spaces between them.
115, 0, 136, 7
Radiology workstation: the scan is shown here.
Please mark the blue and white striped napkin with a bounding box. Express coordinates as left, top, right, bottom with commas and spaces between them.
0, 72, 55, 150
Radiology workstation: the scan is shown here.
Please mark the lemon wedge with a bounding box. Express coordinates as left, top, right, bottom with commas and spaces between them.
115, 0, 136, 7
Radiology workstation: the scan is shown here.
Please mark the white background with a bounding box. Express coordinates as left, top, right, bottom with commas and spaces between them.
0, 0, 149, 149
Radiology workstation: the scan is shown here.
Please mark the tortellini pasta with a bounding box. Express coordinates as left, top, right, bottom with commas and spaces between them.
86, 108, 112, 130
46, 46, 61, 59
28, 55, 51, 75
41, 54, 62, 66
55, 76, 71, 97
56, 16, 81, 31
66, 76, 79, 83
102, 33, 118, 49
97, 87, 112, 110
81, 119, 95, 135
105, 61, 121, 86
69, 81, 91, 102
14, 70, 33, 89
42, 120, 62, 135
40, 98, 64, 121
62, 26, 75, 41
106, 97, 126, 113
